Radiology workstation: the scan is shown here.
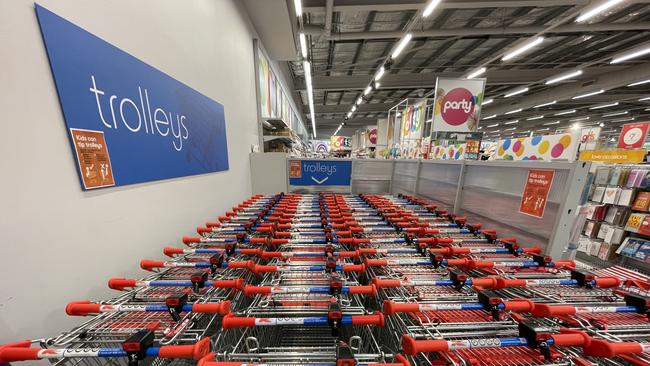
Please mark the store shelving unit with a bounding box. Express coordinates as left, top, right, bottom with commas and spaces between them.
579, 164, 650, 273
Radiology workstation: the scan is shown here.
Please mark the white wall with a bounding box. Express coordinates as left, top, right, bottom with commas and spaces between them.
0, 0, 262, 343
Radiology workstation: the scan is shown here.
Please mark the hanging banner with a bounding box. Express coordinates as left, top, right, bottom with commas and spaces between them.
330, 136, 351, 152
311, 140, 329, 153
578, 127, 601, 151
36, 5, 229, 190
495, 133, 578, 161
432, 78, 486, 132
618, 122, 650, 149
519, 169, 555, 218
367, 127, 377, 147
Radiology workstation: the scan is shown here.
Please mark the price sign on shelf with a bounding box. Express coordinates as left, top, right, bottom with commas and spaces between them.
618, 122, 650, 149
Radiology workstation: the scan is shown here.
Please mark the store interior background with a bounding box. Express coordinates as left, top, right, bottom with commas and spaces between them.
2, 0, 650, 346
0, 0, 304, 342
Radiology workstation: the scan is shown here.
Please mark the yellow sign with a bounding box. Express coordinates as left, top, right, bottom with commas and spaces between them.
579, 149, 646, 163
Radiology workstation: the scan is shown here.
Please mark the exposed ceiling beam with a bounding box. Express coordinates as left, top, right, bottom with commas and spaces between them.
318, 117, 380, 126
304, 22, 650, 41
296, 66, 629, 90
484, 63, 650, 115
311, 103, 394, 113
303, 0, 602, 13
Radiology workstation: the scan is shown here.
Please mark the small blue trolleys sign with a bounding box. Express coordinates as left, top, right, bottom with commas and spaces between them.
35, 4, 229, 190
289, 160, 352, 186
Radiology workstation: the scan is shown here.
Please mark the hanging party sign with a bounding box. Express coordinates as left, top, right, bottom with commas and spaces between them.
367, 127, 378, 146
519, 169, 555, 219
330, 136, 351, 152
618, 122, 650, 149
432, 78, 486, 132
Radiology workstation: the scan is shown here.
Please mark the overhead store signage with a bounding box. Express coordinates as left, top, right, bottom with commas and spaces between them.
617, 122, 650, 149
579, 149, 646, 163
36, 5, 229, 190
330, 136, 351, 152
289, 160, 352, 186
432, 78, 486, 132
495, 133, 577, 161
367, 127, 378, 146
311, 140, 329, 153
519, 169, 555, 219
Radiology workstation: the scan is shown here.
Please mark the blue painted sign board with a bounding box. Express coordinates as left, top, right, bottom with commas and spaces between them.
289, 160, 352, 186
35, 4, 229, 189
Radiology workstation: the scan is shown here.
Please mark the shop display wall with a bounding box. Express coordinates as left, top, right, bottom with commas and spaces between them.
0, 0, 261, 343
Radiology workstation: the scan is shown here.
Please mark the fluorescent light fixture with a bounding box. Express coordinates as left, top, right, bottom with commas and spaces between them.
590, 102, 619, 109
611, 117, 635, 123
504, 120, 519, 125
423, 0, 442, 17
487, 123, 499, 128
576, 0, 625, 23
527, 115, 544, 120
356, 97, 363, 105
351, 105, 357, 112
534, 100, 557, 108
505, 127, 517, 131
599, 122, 605, 127
536, 128, 550, 131
375, 82, 381, 89
554, 110, 576, 116
294, 0, 302, 16
628, 79, 650, 87
482, 99, 494, 106
602, 111, 628, 117
505, 108, 523, 115
466, 67, 486, 79
302, 60, 316, 136
392, 33, 412, 59
504, 87, 528, 98
570, 116, 590, 122
364, 86, 372, 95
572, 89, 605, 99
491, 130, 501, 133
611, 44, 650, 64
571, 123, 581, 130
375, 67, 385, 81
346, 112, 352, 118
502, 37, 544, 61
639, 97, 650, 101
483, 114, 497, 120
299, 33, 307, 58
545, 70, 583, 85
543, 121, 561, 125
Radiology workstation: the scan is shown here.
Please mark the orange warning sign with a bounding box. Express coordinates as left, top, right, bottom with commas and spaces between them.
519, 169, 555, 218
70, 128, 115, 189
289, 160, 302, 178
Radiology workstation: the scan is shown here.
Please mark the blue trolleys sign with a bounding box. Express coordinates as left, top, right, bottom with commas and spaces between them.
36, 5, 229, 190
289, 160, 352, 186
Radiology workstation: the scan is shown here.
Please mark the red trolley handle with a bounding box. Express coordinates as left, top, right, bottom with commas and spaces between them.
372, 278, 402, 288
158, 337, 212, 360
163, 247, 262, 257
197, 227, 213, 235
65, 300, 231, 316
343, 264, 366, 272
0, 338, 210, 362
594, 277, 620, 288
401, 335, 447, 355
383, 300, 419, 315
183, 236, 202, 245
